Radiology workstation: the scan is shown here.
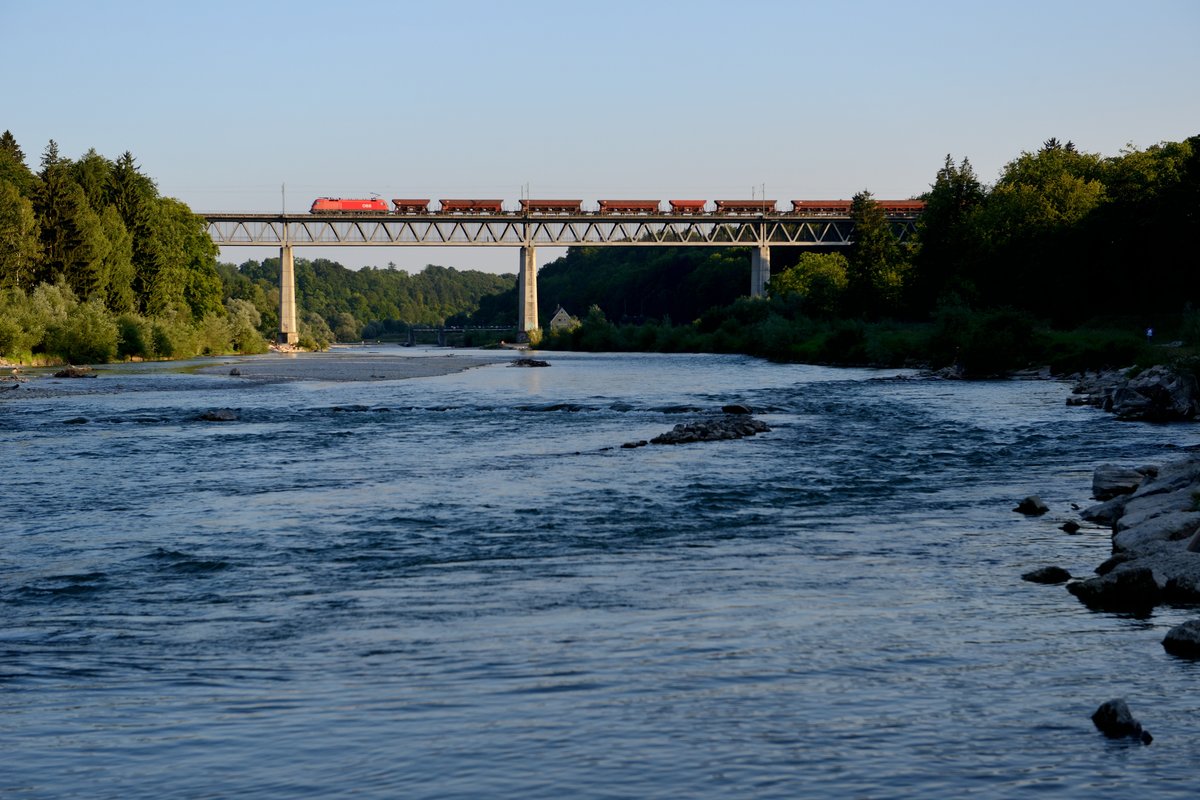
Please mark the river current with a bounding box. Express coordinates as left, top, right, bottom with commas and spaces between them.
2, 347, 1199, 798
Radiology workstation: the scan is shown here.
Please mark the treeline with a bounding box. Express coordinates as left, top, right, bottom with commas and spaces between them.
532, 135, 1200, 375
219, 258, 513, 342
0, 132, 262, 362
0, 129, 516, 362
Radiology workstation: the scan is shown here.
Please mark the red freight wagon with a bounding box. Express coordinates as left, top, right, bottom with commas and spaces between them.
714, 200, 777, 214
668, 200, 707, 214
392, 199, 431, 213
519, 199, 583, 214
791, 200, 852, 215
310, 197, 390, 214
878, 200, 926, 216
439, 199, 504, 213
597, 200, 661, 214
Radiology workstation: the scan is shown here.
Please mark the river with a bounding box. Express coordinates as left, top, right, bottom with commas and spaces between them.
2, 347, 1198, 798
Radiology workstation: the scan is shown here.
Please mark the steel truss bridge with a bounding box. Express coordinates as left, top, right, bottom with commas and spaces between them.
202, 211, 920, 344
203, 211, 917, 249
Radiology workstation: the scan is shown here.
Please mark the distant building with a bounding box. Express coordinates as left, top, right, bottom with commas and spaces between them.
549, 306, 578, 332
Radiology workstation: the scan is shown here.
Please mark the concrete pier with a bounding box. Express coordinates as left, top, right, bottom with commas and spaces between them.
517, 245, 538, 341
279, 245, 299, 345
750, 244, 771, 298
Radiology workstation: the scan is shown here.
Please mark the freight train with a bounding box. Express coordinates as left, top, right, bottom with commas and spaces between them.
309, 197, 925, 216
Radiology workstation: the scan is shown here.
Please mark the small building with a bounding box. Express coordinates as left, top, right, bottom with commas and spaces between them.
549, 306, 578, 332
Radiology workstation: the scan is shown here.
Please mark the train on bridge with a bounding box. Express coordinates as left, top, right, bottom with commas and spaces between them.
309, 197, 925, 217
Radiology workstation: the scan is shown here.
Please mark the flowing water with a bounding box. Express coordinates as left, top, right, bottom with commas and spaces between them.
2, 347, 1199, 798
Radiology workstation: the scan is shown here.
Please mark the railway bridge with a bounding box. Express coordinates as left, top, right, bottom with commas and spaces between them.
202, 202, 921, 345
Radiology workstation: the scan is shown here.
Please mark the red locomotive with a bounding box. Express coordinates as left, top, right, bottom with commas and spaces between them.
598, 200, 661, 214
309, 197, 390, 214
519, 199, 583, 214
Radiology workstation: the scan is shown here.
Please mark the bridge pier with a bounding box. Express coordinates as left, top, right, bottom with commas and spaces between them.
751, 245, 771, 299
279, 245, 299, 345
516, 245, 538, 342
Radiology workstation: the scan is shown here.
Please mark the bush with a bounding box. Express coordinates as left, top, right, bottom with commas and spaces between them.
44, 299, 119, 364
116, 313, 156, 359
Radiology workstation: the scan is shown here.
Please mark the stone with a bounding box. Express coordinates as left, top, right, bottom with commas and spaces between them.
1163, 620, 1200, 658
198, 408, 239, 422
1067, 567, 1161, 613
509, 358, 550, 368
649, 416, 769, 445
1014, 496, 1049, 515
1022, 566, 1072, 584
1091, 699, 1152, 744
62, 417, 89, 425
1187, 528, 1200, 553
1092, 464, 1149, 500
229, 368, 241, 376
1112, 511, 1200, 554
621, 440, 647, 449
1080, 495, 1129, 526
53, 365, 96, 378
1095, 553, 1134, 575
721, 404, 752, 415
1061, 520, 1081, 534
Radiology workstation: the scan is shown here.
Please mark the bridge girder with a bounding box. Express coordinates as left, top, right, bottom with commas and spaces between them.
202, 213, 917, 247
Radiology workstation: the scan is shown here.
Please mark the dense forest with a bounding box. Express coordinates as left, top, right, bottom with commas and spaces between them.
528, 135, 1200, 375
0, 131, 515, 363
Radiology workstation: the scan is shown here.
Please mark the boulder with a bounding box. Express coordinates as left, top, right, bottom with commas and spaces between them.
1014, 496, 1050, 515
1117, 489, 1200, 531
1112, 511, 1200, 554
650, 416, 770, 445
721, 403, 752, 415
198, 408, 239, 422
1092, 464, 1149, 500
1067, 567, 1161, 613
1061, 520, 1081, 534
1162, 619, 1200, 658
1091, 699, 1152, 744
53, 365, 96, 378
1022, 566, 1072, 584
1080, 495, 1129, 526
509, 358, 550, 368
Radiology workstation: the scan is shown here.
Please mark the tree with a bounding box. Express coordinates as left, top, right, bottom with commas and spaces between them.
34, 142, 112, 299
909, 155, 986, 313
0, 180, 41, 289
0, 130, 37, 197
770, 252, 849, 316
846, 191, 905, 318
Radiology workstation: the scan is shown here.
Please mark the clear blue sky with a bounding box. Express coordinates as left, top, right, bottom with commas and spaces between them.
4, 0, 1198, 274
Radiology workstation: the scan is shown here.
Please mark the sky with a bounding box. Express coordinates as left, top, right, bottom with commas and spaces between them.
3, 0, 1198, 275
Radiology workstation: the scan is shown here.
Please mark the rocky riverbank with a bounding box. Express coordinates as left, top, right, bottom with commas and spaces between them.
1062, 455, 1200, 614
1067, 365, 1200, 421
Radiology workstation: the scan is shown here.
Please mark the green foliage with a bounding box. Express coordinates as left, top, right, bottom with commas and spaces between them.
115, 313, 156, 360
846, 191, 908, 318
0, 179, 40, 290
770, 252, 849, 316
44, 298, 119, 364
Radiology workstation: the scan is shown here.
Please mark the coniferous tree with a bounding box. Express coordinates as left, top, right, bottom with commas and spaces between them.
846, 190, 903, 318
0, 180, 41, 289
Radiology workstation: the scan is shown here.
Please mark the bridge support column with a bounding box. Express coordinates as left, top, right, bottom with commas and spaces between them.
516, 245, 538, 342
751, 244, 771, 298
279, 245, 299, 345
